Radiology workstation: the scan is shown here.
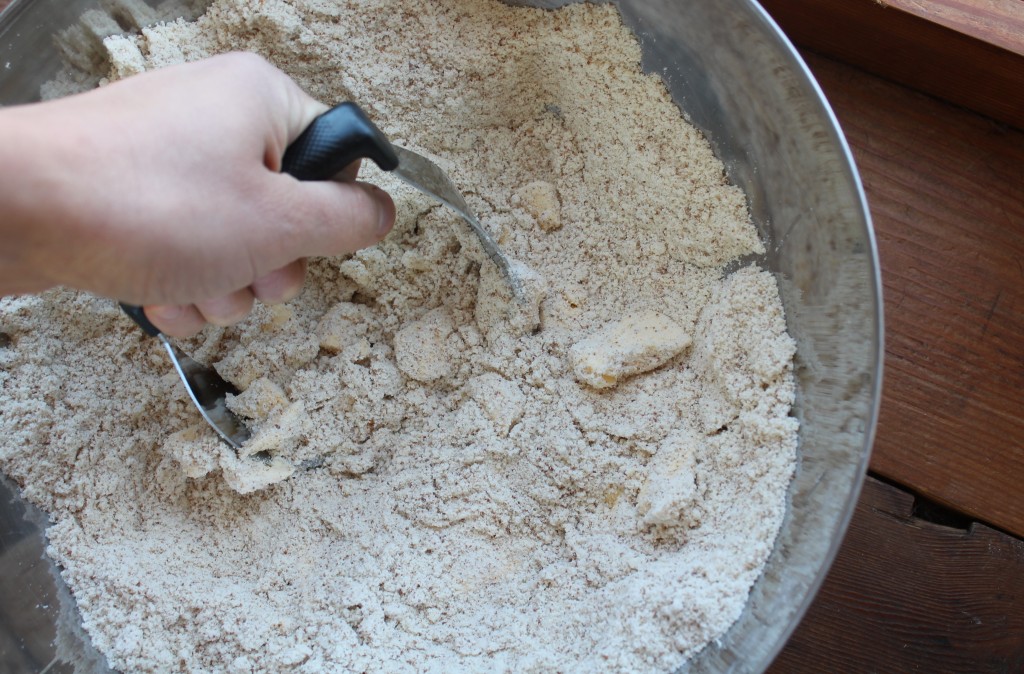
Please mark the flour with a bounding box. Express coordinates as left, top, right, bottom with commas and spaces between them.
0, 0, 799, 671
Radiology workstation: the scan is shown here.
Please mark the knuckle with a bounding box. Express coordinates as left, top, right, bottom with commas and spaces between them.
251, 267, 293, 304
344, 184, 379, 222
221, 51, 272, 74
325, 186, 380, 251
198, 294, 254, 327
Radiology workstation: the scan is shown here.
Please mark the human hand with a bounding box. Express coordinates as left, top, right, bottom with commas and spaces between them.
0, 52, 395, 336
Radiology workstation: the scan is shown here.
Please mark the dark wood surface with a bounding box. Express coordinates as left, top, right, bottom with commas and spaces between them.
772, 477, 1024, 673
806, 52, 1024, 539
758, 0, 1024, 131
2, 0, 1023, 671
764, 8, 1024, 673
884, 0, 1024, 54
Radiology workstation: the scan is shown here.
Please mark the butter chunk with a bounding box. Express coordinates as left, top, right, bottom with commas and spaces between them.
394, 308, 456, 383
570, 310, 691, 389
467, 372, 526, 436
316, 302, 374, 354
637, 430, 701, 529
240, 401, 308, 458
160, 425, 221, 479
104, 36, 147, 79
513, 180, 562, 232
227, 377, 290, 419
219, 451, 296, 495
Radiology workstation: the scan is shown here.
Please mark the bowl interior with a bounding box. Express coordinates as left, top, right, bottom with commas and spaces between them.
0, 1, 882, 672
602, 3, 882, 670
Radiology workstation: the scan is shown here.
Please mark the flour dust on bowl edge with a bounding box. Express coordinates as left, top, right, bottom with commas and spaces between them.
0, 0, 882, 672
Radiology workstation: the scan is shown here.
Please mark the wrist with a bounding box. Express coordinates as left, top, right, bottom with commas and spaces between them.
0, 101, 96, 296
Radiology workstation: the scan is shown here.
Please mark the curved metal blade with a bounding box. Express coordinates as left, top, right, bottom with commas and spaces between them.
391, 145, 524, 299
159, 335, 251, 449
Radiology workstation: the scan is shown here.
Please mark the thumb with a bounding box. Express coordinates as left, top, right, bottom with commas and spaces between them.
270, 76, 395, 256
280, 178, 396, 258
280, 75, 330, 147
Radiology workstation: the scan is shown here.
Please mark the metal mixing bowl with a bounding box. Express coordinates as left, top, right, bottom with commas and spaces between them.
0, 1, 883, 672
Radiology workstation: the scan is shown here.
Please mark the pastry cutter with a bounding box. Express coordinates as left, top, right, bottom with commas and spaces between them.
284, 102, 524, 299
123, 102, 520, 450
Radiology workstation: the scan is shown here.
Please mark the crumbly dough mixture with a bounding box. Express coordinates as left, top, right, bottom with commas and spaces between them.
0, 0, 799, 671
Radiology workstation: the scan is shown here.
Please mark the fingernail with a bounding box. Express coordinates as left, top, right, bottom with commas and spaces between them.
149, 304, 184, 321
369, 185, 395, 235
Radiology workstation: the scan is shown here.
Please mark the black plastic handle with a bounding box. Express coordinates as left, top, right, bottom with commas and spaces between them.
124, 102, 397, 333
281, 102, 399, 180
121, 302, 161, 336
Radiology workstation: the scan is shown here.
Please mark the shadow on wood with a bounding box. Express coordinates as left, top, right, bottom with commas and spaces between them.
771, 477, 1024, 673
759, 0, 1024, 131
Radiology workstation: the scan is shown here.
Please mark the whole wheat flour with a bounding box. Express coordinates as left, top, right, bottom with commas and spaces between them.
0, 0, 799, 671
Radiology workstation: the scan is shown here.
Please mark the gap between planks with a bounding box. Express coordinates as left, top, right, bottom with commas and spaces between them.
771, 476, 1024, 673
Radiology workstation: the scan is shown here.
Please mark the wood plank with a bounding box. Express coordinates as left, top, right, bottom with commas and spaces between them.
883, 0, 1024, 56
803, 52, 1024, 538
759, 0, 1024, 131
771, 476, 1024, 673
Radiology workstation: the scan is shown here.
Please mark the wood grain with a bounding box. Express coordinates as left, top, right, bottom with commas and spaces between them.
802, 53, 1024, 538
884, 0, 1024, 55
758, 0, 1024, 131
771, 477, 1024, 673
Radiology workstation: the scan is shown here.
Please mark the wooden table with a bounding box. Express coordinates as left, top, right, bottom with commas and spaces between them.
1, 0, 1022, 671
759, 1, 1024, 671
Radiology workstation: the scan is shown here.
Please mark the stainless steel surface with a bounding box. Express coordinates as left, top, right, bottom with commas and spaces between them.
0, 0, 87, 104
158, 335, 250, 450
601, 3, 883, 671
0, 1, 882, 673
0, 476, 110, 673
393, 145, 525, 299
